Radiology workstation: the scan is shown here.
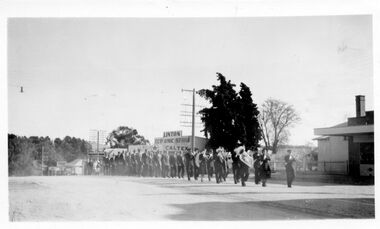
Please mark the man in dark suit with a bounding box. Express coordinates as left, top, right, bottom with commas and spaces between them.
231, 149, 241, 184
152, 151, 161, 177
260, 150, 271, 187
161, 151, 170, 178
206, 149, 214, 181
193, 149, 200, 180
284, 150, 295, 187
253, 150, 263, 185
236, 146, 250, 187
169, 152, 177, 178
141, 149, 148, 177
184, 148, 194, 181
176, 152, 185, 179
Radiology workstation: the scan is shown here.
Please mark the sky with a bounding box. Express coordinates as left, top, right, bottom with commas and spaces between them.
7, 16, 373, 146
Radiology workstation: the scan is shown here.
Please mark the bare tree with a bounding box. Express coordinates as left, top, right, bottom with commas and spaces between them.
259, 98, 301, 154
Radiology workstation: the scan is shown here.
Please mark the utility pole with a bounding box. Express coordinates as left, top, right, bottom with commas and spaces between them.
97, 130, 100, 160
191, 88, 195, 154
181, 88, 201, 154
41, 146, 44, 176
89, 129, 107, 161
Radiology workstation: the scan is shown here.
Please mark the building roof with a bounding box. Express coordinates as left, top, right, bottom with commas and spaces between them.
312, 136, 330, 141
66, 159, 84, 167
331, 122, 348, 128
314, 124, 374, 136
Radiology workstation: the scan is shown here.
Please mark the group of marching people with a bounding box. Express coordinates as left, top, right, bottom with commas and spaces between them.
231, 146, 272, 187
96, 144, 292, 187
101, 147, 230, 183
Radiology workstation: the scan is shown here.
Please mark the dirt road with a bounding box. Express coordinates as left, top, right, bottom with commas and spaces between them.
8, 176, 374, 221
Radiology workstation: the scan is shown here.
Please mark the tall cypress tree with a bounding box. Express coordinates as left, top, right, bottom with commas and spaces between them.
198, 73, 261, 152
236, 83, 261, 150
198, 73, 238, 152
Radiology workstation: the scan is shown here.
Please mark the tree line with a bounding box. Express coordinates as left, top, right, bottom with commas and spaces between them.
8, 134, 92, 176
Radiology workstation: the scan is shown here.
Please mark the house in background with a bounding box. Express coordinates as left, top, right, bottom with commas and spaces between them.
314, 95, 374, 177
66, 159, 85, 175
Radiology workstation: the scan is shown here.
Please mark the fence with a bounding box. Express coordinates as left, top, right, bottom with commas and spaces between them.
269, 160, 348, 175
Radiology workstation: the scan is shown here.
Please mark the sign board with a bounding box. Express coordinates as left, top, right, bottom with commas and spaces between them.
154, 136, 191, 153
163, 130, 182, 138
155, 136, 190, 145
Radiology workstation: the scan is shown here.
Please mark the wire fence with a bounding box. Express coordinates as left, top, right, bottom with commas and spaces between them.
269, 160, 349, 175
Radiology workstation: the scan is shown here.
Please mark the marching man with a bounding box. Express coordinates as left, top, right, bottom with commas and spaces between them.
260, 149, 271, 187
285, 149, 296, 188
235, 145, 253, 187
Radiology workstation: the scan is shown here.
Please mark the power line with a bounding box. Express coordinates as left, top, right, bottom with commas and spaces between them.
180, 103, 206, 108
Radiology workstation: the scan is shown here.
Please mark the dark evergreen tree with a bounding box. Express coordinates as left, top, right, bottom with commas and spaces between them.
235, 83, 262, 150
198, 73, 262, 152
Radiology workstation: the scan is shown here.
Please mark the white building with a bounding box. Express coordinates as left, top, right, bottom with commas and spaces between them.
314, 95, 374, 176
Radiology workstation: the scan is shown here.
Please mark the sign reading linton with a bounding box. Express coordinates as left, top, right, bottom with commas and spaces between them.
163, 130, 182, 138
154, 130, 208, 154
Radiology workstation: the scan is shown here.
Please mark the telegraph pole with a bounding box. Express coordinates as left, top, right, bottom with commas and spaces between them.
41, 146, 44, 176
97, 130, 100, 160
191, 88, 195, 153
181, 88, 201, 154
89, 129, 107, 161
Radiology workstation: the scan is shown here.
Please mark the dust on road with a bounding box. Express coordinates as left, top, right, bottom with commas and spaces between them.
8, 176, 374, 221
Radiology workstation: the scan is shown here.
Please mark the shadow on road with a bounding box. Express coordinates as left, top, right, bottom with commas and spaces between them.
167, 198, 375, 220
265, 173, 374, 186
144, 191, 374, 196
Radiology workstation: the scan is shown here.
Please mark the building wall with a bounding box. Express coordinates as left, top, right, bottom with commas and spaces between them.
317, 136, 348, 174
317, 136, 348, 162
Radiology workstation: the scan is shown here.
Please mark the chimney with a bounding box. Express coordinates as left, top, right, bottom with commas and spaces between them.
355, 95, 365, 117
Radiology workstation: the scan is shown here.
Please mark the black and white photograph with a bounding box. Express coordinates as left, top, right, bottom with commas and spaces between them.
1, 0, 378, 226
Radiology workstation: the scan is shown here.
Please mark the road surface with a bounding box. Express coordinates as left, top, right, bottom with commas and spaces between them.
8, 176, 374, 221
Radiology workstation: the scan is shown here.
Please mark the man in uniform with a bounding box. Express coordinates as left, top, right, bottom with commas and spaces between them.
284, 149, 296, 187
198, 150, 208, 182
130, 151, 136, 176
176, 151, 185, 179
184, 148, 194, 181
231, 148, 241, 184
136, 149, 143, 177
193, 149, 200, 180
259, 149, 271, 187
152, 150, 161, 177
253, 149, 263, 185
206, 149, 214, 181
141, 149, 148, 177
236, 146, 251, 187
214, 147, 225, 184
147, 151, 154, 177
169, 151, 177, 178
161, 151, 170, 178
